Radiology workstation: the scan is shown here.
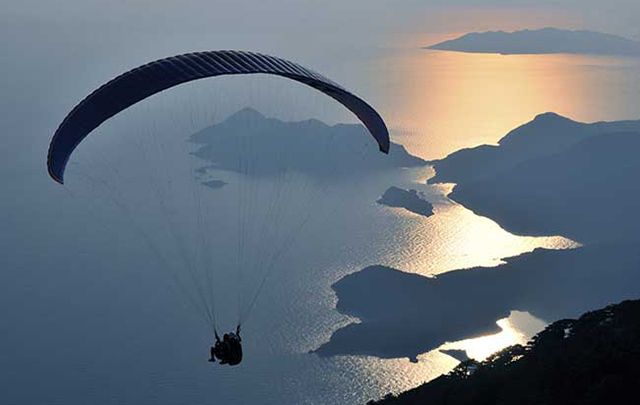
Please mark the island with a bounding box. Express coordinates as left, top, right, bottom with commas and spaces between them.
426, 27, 640, 56
370, 299, 640, 405
377, 187, 434, 217
201, 179, 227, 189
190, 108, 426, 177
313, 244, 640, 362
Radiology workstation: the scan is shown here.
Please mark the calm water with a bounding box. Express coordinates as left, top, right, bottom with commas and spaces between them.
3, 47, 639, 404
49, 145, 572, 405
370, 48, 640, 159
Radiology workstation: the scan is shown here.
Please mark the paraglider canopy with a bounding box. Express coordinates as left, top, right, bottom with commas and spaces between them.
47, 50, 390, 184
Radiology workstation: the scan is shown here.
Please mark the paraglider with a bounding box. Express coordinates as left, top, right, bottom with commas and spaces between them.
209, 326, 243, 366
46, 50, 390, 365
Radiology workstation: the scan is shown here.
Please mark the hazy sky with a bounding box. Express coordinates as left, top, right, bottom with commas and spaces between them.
4, 1, 640, 35
4, 1, 640, 83
2, 0, 640, 162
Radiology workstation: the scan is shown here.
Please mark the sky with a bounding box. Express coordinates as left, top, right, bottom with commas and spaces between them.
3, 0, 639, 134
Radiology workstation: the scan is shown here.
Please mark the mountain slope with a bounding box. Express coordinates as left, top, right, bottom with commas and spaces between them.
370, 299, 640, 405
428, 112, 640, 185
449, 130, 640, 243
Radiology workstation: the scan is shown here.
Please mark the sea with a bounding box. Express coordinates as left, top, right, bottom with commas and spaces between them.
2, 39, 640, 404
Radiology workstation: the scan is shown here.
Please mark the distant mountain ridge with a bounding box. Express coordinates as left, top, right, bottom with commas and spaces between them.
426, 28, 640, 55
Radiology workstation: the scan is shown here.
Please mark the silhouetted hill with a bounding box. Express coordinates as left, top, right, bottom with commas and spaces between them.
451, 131, 640, 243
314, 265, 505, 362
370, 299, 640, 405
377, 187, 434, 217
429, 113, 640, 243
313, 242, 640, 362
429, 113, 640, 186
426, 28, 640, 56
190, 108, 425, 178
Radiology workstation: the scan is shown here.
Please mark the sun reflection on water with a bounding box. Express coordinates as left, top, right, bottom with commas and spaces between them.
375, 50, 640, 160
380, 168, 579, 277
334, 164, 576, 397
307, 45, 639, 402
441, 311, 547, 361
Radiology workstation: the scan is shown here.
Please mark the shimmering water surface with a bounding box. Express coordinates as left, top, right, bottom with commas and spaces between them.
374, 49, 640, 159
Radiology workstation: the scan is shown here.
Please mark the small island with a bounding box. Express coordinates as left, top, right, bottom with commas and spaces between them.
377, 187, 434, 217
201, 179, 227, 189
426, 27, 640, 56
